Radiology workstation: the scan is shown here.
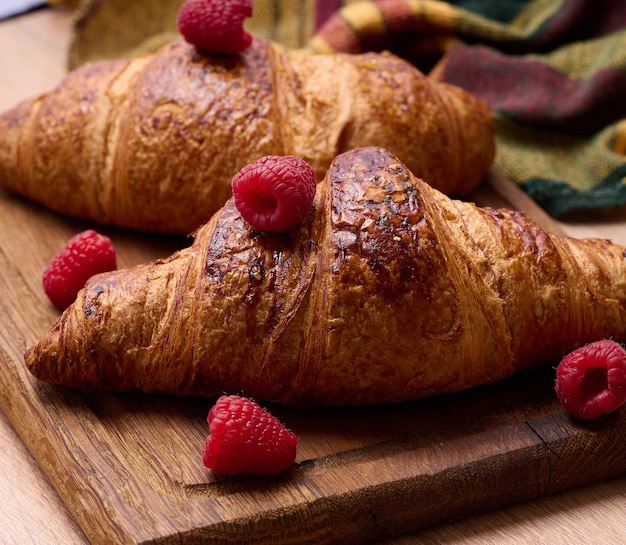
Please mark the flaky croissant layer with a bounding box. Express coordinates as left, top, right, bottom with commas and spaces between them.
25, 147, 626, 406
0, 38, 494, 234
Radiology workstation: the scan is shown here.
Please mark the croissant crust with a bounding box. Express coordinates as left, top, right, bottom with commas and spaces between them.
0, 38, 494, 233
24, 147, 626, 406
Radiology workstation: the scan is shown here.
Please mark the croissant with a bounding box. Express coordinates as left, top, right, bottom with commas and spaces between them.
24, 146, 626, 406
0, 38, 494, 234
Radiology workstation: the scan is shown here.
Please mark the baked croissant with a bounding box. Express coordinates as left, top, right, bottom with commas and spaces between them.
25, 146, 626, 406
0, 38, 494, 234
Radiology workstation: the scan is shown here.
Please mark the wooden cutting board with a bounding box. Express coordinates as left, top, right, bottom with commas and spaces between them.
1, 170, 626, 545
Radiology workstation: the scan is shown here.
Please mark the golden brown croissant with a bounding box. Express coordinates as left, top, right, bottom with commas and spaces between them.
0, 38, 494, 234
25, 146, 626, 406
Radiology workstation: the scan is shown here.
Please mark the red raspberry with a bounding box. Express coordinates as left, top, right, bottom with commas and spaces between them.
231, 155, 317, 232
202, 395, 298, 475
555, 339, 626, 419
177, 0, 253, 55
42, 229, 117, 311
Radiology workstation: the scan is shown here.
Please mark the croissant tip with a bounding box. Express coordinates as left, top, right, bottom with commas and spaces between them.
24, 345, 44, 381
24, 317, 62, 380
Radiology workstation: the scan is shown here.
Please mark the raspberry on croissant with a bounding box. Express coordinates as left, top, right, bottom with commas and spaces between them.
0, 38, 494, 234
25, 146, 626, 406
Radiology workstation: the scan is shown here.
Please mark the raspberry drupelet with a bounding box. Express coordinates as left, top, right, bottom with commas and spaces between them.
202, 395, 298, 475
555, 339, 626, 420
42, 229, 117, 311
231, 155, 317, 232
177, 0, 253, 55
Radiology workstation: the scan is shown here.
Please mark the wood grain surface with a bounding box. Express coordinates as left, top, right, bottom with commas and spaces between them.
3, 7, 626, 545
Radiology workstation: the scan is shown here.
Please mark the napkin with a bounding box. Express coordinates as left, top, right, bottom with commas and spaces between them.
310, 0, 626, 217
62, 0, 626, 217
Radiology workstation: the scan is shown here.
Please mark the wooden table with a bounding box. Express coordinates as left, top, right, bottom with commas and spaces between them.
2, 7, 626, 545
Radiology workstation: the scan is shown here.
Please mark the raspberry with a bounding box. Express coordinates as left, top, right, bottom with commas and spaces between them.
202, 395, 298, 475
42, 229, 117, 311
555, 339, 626, 420
177, 0, 253, 55
231, 155, 317, 232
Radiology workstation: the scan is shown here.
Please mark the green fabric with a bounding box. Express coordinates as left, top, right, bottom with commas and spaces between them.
67, 0, 318, 69
311, 0, 626, 217
68, 0, 182, 69
448, 0, 530, 24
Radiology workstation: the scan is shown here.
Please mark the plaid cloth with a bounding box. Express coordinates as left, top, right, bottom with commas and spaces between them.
309, 0, 626, 217
57, 0, 626, 217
